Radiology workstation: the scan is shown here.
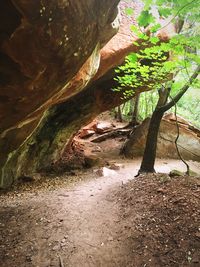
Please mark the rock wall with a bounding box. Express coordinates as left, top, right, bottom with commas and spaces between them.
1, 0, 119, 133
0, 0, 120, 187
4, 78, 126, 186
0, 1, 175, 187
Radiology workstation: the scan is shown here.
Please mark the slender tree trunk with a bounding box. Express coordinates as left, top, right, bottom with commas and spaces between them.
116, 105, 123, 122
144, 93, 148, 118
121, 102, 126, 114
131, 94, 140, 126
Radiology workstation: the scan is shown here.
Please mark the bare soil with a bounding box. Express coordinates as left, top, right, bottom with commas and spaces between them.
1, 113, 200, 266
0, 159, 200, 267
117, 173, 200, 267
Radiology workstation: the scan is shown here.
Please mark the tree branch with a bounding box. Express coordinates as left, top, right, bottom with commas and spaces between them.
158, 0, 200, 32
160, 65, 200, 112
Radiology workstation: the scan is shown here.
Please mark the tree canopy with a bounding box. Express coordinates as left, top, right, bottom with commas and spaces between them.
115, 0, 200, 100
115, 0, 200, 174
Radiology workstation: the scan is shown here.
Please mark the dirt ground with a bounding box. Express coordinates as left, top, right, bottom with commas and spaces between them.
117, 172, 200, 267
0, 158, 200, 267
1, 113, 200, 267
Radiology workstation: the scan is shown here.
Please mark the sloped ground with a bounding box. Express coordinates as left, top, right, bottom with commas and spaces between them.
117, 173, 200, 267
0, 159, 200, 267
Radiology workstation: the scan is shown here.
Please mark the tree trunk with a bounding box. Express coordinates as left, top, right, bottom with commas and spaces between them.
131, 94, 140, 126
138, 87, 169, 173
138, 108, 164, 173
115, 105, 123, 122
117, 105, 123, 122
138, 66, 200, 174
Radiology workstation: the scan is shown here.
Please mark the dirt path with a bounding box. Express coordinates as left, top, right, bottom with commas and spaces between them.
0, 159, 200, 267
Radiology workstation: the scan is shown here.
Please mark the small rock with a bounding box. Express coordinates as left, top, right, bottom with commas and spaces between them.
169, 169, 183, 177
108, 163, 120, 171
95, 121, 114, 134
157, 188, 166, 194
52, 245, 60, 251
108, 236, 113, 241
26, 255, 32, 262
91, 146, 101, 153
94, 169, 103, 177
195, 232, 200, 238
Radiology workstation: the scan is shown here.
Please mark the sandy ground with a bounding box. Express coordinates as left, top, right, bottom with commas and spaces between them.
0, 158, 200, 267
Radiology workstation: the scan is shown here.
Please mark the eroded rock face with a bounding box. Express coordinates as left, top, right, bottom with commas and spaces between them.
0, 0, 120, 187
3, 72, 127, 187
95, 0, 176, 80
123, 114, 200, 162
0, 0, 176, 187
0, 0, 120, 133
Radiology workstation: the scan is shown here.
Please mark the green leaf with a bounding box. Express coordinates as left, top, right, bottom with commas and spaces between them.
138, 32, 149, 40
163, 61, 176, 72
144, 0, 153, 10
149, 36, 160, 44
125, 7, 134, 16
130, 25, 140, 35
127, 53, 138, 63
158, 7, 172, 18
137, 10, 155, 27
156, 0, 165, 5
133, 41, 140, 46
150, 23, 161, 33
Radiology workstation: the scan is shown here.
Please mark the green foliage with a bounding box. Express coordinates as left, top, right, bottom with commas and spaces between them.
114, 0, 200, 125
176, 90, 200, 127
138, 91, 159, 120
120, 91, 158, 122
158, 7, 171, 18
114, 46, 171, 99
137, 10, 155, 27
121, 88, 200, 128
125, 7, 134, 16
170, 71, 200, 127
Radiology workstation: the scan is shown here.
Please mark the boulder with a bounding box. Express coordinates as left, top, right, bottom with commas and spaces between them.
94, 121, 115, 134
78, 129, 96, 139
78, 120, 97, 139
123, 113, 200, 162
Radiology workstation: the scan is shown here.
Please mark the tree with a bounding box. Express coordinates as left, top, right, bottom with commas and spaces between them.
139, 66, 200, 174
131, 94, 140, 126
115, 0, 200, 174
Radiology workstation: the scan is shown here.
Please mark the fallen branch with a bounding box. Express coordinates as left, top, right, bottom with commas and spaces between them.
91, 129, 132, 143
59, 255, 64, 267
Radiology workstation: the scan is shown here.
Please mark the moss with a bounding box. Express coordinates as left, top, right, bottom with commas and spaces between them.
169, 169, 184, 177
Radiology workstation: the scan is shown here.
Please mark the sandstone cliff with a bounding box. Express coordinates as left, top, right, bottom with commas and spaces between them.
0, 1, 175, 187
0, 0, 120, 187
